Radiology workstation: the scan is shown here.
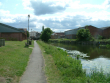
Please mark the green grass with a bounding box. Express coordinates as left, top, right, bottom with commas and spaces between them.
50, 38, 110, 42
0, 40, 34, 83
37, 40, 110, 83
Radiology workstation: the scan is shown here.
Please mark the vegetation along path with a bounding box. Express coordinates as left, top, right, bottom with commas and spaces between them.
19, 41, 47, 83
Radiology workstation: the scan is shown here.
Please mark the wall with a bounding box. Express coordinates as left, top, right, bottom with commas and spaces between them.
0, 33, 25, 41
86, 26, 102, 38
102, 27, 110, 38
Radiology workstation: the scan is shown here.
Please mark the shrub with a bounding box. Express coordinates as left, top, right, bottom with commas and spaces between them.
77, 29, 91, 41
40, 28, 52, 42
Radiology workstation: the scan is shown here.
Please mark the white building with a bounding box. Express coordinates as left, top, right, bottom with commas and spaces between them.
29, 31, 37, 37
29, 31, 41, 39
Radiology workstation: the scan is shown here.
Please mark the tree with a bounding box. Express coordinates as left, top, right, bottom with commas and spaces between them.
27, 31, 29, 37
42, 26, 44, 32
40, 28, 52, 42
76, 29, 91, 41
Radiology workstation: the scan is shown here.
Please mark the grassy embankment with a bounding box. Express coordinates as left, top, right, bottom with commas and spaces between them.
0, 40, 34, 83
37, 40, 110, 83
50, 38, 110, 42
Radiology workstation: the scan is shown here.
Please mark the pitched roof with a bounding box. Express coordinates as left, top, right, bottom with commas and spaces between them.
0, 23, 25, 33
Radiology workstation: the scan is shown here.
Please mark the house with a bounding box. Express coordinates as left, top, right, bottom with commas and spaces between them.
51, 32, 65, 39
0, 23, 27, 41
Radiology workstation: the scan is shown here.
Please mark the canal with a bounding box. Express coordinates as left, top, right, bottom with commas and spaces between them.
51, 43, 110, 75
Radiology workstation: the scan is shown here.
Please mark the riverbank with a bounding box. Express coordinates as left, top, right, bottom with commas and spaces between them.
37, 40, 110, 83
49, 39, 110, 45
0, 40, 34, 83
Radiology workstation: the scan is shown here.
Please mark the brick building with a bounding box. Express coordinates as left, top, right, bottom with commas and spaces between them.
85, 25, 102, 38
101, 27, 110, 38
0, 23, 27, 41
64, 25, 110, 39
51, 25, 110, 39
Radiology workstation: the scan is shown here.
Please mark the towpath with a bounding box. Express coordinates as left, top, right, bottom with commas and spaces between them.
19, 41, 47, 83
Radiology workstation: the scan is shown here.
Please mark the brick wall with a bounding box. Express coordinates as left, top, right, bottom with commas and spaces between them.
0, 33, 1, 37
0, 33, 26, 41
102, 27, 110, 38
86, 26, 102, 38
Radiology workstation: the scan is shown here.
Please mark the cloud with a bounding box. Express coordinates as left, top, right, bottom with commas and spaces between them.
38, 13, 110, 32
69, 0, 110, 10
1, 9, 110, 32
1, 0, 110, 32
22, 0, 33, 10
16, 4, 18, 6
0, 2, 2, 6
30, 0, 68, 15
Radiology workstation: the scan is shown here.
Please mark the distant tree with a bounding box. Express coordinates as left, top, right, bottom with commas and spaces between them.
42, 26, 44, 31
27, 31, 29, 37
76, 28, 91, 41
40, 28, 52, 42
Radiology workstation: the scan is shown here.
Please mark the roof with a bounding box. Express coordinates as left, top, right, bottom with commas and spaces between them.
0, 23, 25, 33
100, 26, 110, 30
51, 32, 65, 36
65, 27, 85, 32
19, 28, 27, 32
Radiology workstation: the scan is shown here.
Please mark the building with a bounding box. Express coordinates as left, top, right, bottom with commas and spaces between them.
85, 25, 102, 38
0, 23, 27, 41
29, 31, 37, 38
36, 32, 41, 39
65, 27, 85, 39
64, 25, 103, 39
29, 31, 41, 40
51, 32, 65, 39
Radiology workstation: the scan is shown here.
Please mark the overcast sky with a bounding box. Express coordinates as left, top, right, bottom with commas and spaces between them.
0, 0, 110, 32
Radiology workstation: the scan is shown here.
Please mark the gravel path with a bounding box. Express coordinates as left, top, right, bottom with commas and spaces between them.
19, 41, 47, 83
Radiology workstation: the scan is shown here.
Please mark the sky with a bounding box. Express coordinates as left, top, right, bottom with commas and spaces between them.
0, 0, 110, 32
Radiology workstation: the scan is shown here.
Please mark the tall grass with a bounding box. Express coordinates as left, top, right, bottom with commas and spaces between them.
0, 40, 33, 83
37, 40, 110, 83
37, 41, 88, 83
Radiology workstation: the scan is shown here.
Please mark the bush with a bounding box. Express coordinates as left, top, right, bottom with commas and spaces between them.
0, 37, 5, 39
98, 35, 104, 39
77, 29, 91, 41
40, 28, 52, 42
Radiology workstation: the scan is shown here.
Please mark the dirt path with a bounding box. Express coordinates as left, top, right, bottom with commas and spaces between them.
19, 41, 47, 83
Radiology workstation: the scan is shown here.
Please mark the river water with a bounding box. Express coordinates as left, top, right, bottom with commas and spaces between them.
51, 43, 110, 75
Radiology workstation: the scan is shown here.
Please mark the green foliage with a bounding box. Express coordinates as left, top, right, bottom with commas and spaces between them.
106, 44, 110, 48
77, 28, 91, 41
42, 26, 44, 32
27, 31, 29, 37
98, 35, 103, 39
0, 37, 5, 39
37, 41, 86, 82
40, 28, 52, 42
37, 41, 110, 83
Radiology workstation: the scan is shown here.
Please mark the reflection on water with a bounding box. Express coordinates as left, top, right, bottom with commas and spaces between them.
51, 43, 110, 74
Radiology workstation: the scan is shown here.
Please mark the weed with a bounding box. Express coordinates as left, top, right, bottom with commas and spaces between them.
37, 40, 110, 83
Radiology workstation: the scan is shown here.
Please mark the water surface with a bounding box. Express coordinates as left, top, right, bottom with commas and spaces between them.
51, 43, 110, 74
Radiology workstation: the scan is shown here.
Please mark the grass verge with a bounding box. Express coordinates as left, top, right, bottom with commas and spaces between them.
0, 40, 34, 83
37, 40, 110, 83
